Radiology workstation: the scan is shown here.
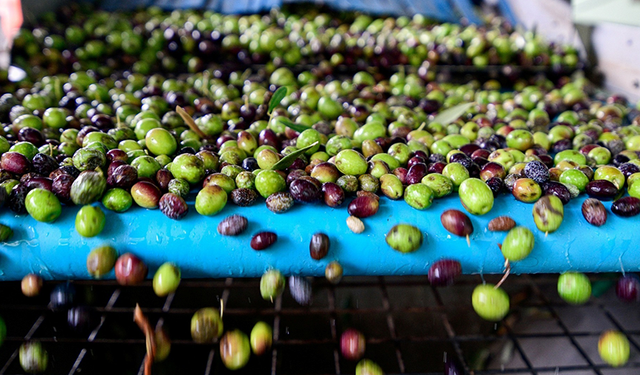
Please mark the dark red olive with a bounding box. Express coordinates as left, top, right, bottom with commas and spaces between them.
106, 149, 128, 163
52, 174, 74, 204
110, 164, 138, 188
616, 275, 640, 302
32, 153, 57, 176
322, 182, 344, 207
393, 167, 408, 184
427, 162, 446, 174
23, 176, 53, 192
459, 144, 480, 156
1, 152, 30, 174
479, 162, 505, 181
405, 163, 427, 185
251, 232, 277, 250
542, 181, 571, 205
310, 233, 330, 260
340, 329, 365, 361
347, 195, 379, 218
156, 169, 173, 191
440, 209, 473, 244
407, 156, 426, 169
217, 215, 248, 236
159, 193, 188, 220
290, 178, 321, 203
471, 149, 490, 159
585, 180, 618, 201
114, 253, 148, 285
582, 198, 607, 226
428, 259, 462, 287
611, 196, 640, 217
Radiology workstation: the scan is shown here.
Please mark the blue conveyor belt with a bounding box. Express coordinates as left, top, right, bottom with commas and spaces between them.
0, 192, 636, 280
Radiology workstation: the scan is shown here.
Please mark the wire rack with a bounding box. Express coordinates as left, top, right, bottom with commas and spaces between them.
0, 274, 638, 375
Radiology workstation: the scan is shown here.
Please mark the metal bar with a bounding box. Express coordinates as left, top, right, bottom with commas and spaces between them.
327, 284, 341, 375
379, 277, 406, 373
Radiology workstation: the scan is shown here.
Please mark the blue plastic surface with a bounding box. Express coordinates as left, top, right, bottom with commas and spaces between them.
0, 193, 637, 281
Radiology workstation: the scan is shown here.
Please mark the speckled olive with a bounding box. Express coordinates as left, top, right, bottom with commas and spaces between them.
421, 173, 453, 198
159, 193, 188, 220
322, 182, 345, 207
512, 178, 542, 203
171, 153, 205, 184
386, 224, 423, 253
70, 170, 106, 205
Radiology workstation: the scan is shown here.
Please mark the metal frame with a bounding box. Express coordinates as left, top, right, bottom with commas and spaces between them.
0, 274, 636, 374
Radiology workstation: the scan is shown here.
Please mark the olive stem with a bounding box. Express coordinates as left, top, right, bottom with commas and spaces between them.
220, 299, 224, 319
176, 106, 208, 139
495, 259, 511, 289
466, 234, 470, 247
417, 122, 426, 132
545, 231, 548, 238
134, 304, 156, 375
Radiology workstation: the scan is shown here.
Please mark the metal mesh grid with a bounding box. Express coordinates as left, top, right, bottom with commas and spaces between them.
0, 274, 638, 375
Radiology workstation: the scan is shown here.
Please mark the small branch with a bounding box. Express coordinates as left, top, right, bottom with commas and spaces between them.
495, 259, 511, 289
134, 304, 156, 375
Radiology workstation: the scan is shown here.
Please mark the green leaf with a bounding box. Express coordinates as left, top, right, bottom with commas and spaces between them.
280, 117, 311, 133
270, 142, 319, 171
432, 102, 475, 126
268, 86, 288, 114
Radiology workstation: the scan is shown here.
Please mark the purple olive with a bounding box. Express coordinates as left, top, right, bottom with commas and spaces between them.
347, 195, 379, 218
217, 215, 248, 236
428, 259, 462, 287
32, 154, 57, 176
289, 178, 321, 203
585, 180, 618, 201
251, 232, 277, 250
479, 162, 505, 181
611, 197, 640, 217
110, 164, 138, 189
393, 167, 408, 184
1, 152, 30, 174
542, 181, 571, 205
310, 233, 330, 260
322, 182, 345, 207
156, 169, 173, 191
106, 149, 128, 163
52, 174, 74, 204
159, 193, 188, 220
23, 176, 53, 192
616, 275, 640, 302
440, 209, 473, 239
582, 198, 607, 226
405, 163, 428, 185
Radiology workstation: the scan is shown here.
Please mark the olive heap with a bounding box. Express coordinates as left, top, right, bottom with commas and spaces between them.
0, 6, 639, 373
6, 4, 580, 86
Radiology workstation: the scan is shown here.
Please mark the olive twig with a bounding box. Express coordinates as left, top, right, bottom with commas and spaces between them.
220, 299, 224, 319
134, 304, 156, 375
495, 259, 511, 289
466, 234, 470, 247
176, 106, 208, 139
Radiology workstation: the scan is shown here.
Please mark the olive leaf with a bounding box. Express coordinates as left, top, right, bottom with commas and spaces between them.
280, 117, 311, 133
270, 141, 319, 171
431, 102, 475, 126
176, 106, 208, 139
268, 86, 288, 114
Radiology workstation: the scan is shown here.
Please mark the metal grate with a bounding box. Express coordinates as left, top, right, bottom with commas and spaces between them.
0, 274, 638, 375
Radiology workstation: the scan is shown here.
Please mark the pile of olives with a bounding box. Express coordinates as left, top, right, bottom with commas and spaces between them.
6, 4, 581, 85
2, 4, 640, 373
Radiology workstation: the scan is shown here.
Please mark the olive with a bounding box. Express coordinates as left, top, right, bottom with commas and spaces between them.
21, 274, 43, 297
19, 341, 48, 374
114, 253, 148, 285
611, 196, 640, 217
220, 330, 250, 370
86, 245, 117, 279
50, 282, 76, 310
191, 307, 223, 343
440, 209, 473, 244
260, 269, 285, 301
153, 262, 181, 296
250, 321, 273, 356
309, 233, 330, 260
